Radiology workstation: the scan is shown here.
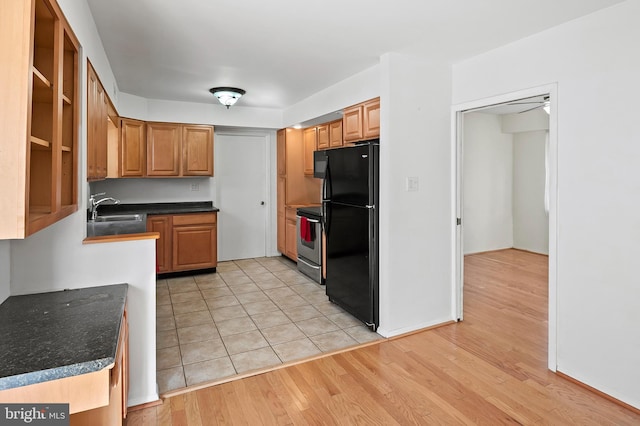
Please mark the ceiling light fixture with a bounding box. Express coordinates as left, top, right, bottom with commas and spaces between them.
209, 87, 246, 109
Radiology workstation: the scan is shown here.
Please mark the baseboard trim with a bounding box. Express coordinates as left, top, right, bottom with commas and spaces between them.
556, 371, 640, 415
128, 399, 163, 412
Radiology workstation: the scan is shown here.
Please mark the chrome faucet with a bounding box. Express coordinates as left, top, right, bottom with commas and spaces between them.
89, 192, 120, 220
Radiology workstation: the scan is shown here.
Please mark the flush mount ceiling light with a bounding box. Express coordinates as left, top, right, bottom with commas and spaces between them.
209, 87, 246, 109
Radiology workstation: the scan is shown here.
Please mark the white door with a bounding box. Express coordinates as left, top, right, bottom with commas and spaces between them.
215, 132, 268, 261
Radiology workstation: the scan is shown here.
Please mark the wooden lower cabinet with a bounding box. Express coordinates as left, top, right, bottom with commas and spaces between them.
148, 212, 217, 274
147, 215, 172, 273
285, 207, 298, 261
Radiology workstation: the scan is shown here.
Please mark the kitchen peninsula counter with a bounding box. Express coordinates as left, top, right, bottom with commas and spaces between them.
0, 284, 128, 391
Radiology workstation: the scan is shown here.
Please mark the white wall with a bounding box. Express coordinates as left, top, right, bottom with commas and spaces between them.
453, 0, 640, 408
463, 113, 514, 254
0, 241, 9, 304
377, 53, 454, 336
513, 130, 549, 254
91, 177, 215, 204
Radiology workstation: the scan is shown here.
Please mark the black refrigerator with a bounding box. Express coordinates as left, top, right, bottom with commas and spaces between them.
321, 140, 379, 331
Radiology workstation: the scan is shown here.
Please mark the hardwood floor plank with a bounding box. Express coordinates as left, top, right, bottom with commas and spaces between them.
127, 250, 640, 425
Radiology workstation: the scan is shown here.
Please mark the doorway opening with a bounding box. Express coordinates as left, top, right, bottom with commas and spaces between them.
453, 85, 557, 370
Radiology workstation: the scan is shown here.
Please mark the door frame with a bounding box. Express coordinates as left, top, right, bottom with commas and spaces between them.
214, 128, 275, 260
451, 83, 558, 371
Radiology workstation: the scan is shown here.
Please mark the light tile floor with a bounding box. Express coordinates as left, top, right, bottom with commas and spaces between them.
156, 256, 382, 394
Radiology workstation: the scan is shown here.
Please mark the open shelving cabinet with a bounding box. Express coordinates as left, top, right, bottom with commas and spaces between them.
0, 0, 80, 238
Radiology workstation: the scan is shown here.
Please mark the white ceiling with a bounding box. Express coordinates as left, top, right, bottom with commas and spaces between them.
86, 0, 623, 110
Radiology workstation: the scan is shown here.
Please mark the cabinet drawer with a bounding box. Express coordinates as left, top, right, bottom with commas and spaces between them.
172, 212, 216, 226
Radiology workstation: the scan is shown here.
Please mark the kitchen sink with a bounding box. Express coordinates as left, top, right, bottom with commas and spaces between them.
87, 213, 147, 237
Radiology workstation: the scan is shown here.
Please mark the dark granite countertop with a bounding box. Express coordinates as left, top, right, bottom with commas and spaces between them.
0, 284, 128, 391
98, 201, 219, 216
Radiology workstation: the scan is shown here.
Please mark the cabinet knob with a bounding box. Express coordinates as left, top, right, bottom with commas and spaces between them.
260, 201, 265, 205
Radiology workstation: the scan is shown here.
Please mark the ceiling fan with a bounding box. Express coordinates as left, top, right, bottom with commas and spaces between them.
507, 95, 550, 113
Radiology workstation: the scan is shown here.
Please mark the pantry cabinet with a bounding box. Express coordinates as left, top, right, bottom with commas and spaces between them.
0, 0, 80, 239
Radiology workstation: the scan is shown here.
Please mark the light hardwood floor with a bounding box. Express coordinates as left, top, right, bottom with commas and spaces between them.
127, 249, 640, 425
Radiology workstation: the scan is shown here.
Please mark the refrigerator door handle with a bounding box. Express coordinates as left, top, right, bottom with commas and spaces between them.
365, 205, 375, 209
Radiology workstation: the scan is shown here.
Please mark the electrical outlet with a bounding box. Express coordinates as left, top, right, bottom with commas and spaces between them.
190, 183, 199, 191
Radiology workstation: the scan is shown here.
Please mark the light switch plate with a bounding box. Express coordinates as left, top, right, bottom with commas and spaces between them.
406, 176, 419, 192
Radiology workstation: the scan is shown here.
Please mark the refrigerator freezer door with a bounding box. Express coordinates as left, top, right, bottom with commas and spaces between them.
326, 144, 373, 206
325, 202, 376, 328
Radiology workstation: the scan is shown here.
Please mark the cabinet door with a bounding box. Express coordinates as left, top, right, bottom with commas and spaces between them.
302, 127, 316, 176
87, 65, 98, 180
120, 118, 146, 177
172, 213, 217, 271
95, 80, 108, 179
173, 224, 217, 271
147, 122, 180, 176
182, 125, 213, 176
147, 215, 172, 273
343, 105, 363, 142
285, 217, 298, 261
329, 120, 343, 148
317, 124, 330, 150
363, 98, 380, 139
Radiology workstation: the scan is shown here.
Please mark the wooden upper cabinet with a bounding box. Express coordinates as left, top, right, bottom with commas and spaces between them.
182, 125, 213, 176
329, 119, 343, 148
343, 105, 364, 142
87, 61, 108, 181
363, 98, 380, 139
343, 97, 380, 143
147, 122, 181, 176
302, 127, 317, 176
316, 124, 330, 150
0, 0, 80, 238
120, 118, 146, 177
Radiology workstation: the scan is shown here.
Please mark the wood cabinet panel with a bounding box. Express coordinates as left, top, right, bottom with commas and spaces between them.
182, 125, 213, 176
172, 224, 217, 271
147, 215, 172, 273
329, 120, 343, 148
302, 127, 316, 176
277, 129, 286, 176
146, 122, 180, 176
317, 124, 330, 150
149, 212, 217, 274
285, 207, 298, 260
120, 118, 146, 177
277, 176, 286, 253
87, 61, 108, 181
343, 97, 380, 143
0, 0, 80, 238
343, 105, 363, 142
363, 98, 380, 139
